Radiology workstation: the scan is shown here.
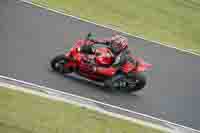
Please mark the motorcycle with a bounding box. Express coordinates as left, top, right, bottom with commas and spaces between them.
50, 34, 152, 93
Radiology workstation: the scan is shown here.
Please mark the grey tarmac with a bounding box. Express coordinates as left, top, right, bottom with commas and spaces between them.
0, 0, 200, 130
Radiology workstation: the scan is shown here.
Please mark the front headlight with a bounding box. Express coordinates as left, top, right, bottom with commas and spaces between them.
106, 53, 111, 57
77, 47, 81, 52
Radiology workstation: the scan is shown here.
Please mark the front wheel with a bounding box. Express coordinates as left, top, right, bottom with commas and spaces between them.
50, 54, 72, 74
125, 72, 146, 93
104, 72, 146, 93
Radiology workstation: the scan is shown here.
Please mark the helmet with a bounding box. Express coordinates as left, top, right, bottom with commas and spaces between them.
110, 35, 128, 54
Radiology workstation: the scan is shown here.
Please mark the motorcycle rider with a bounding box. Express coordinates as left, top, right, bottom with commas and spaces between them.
80, 32, 138, 72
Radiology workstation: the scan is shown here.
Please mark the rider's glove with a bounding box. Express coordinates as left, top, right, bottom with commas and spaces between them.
86, 32, 96, 41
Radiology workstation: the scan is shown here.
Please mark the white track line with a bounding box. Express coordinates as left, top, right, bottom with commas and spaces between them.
19, 0, 200, 57
8, 0, 200, 132
0, 75, 199, 132
0, 82, 174, 133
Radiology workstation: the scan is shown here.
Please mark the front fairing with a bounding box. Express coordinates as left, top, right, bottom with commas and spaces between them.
132, 57, 152, 72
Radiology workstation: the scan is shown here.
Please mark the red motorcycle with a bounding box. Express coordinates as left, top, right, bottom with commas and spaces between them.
50, 36, 152, 93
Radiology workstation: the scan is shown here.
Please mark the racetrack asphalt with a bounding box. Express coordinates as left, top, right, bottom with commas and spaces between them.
1, 0, 200, 130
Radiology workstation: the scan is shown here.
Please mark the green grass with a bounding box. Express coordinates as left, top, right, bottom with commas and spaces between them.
0, 87, 167, 133
33, 0, 200, 54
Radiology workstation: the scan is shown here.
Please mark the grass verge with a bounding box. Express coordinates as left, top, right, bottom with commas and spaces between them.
32, 0, 200, 54
0, 86, 168, 133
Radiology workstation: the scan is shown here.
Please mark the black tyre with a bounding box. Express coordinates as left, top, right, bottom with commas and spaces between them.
104, 74, 127, 92
104, 72, 146, 93
50, 54, 72, 74
126, 72, 146, 93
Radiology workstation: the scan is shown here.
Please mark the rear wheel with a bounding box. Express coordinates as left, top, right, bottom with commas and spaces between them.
50, 54, 72, 74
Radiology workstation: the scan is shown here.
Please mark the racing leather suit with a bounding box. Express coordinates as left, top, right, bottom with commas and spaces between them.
80, 37, 137, 74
